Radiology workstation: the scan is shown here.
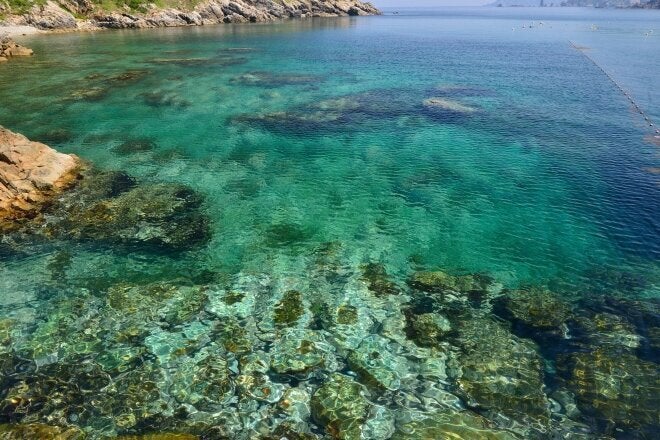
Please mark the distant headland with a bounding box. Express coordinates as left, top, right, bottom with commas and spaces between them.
490, 0, 659, 7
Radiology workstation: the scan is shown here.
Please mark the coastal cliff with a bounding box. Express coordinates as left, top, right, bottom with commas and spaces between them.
0, 0, 380, 31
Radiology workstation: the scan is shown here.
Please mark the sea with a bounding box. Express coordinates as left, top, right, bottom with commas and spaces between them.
0, 6, 658, 438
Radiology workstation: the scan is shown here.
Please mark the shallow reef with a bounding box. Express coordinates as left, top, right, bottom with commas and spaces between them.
40, 169, 212, 250
231, 87, 480, 135
0, 246, 657, 439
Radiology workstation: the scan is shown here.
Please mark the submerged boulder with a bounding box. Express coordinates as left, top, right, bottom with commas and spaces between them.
360, 262, 400, 297
408, 270, 491, 296
423, 97, 478, 115
311, 373, 371, 440
494, 286, 573, 342
0, 423, 85, 439
453, 317, 551, 427
346, 335, 408, 392
391, 410, 519, 440
115, 434, 198, 440
57, 182, 211, 250
404, 311, 452, 348
557, 347, 659, 437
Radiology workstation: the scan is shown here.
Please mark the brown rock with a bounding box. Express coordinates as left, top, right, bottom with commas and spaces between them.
6, 46, 33, 56
0, 126, 80, 223
0, 36, 34, 59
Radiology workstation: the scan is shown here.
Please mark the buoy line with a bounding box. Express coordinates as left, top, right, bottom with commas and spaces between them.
570, 40, 660, 139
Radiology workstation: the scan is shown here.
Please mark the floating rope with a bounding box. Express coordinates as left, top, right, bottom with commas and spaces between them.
570, 40, 660, 138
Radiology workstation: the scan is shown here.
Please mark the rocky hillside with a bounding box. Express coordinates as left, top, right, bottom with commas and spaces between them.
0, 0, 380, 30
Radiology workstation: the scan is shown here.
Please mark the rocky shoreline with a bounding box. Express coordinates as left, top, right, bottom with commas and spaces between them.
0, 36, 33, 61
0, 0, 379, 32
0, 126, 79, 224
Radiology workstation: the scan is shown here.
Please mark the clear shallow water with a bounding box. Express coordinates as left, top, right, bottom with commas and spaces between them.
0, 7, 658, 439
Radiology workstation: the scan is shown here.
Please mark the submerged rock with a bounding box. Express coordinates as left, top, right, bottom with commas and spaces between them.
115, 434, 198, 440
231, 71, 319, 87
108, 69, 150, 83
107, 281, 208, 324
0, 126, 80, 226
578, 296, 659, 360
140, 91, 191, 108
273, 290, 306, 328
70, 170, 136, 201
58, 182, 211, 250
557, 347, 659, 437
112, 138, 157, 156
454, 317, 551, 427
360, 262, 400, 297
311, 373, 371, 440
404, 311, 452, 348
264, 222, 311, 247
494, 287, 572, 342
391, 410, 519, 440
0, 423, 85, 439
232, 89, 418, 135
346, 335, 408, 392
270, 328, 335, 376
423, 97, 478, 115
571, 312, 642, 352
68, 87, 109, 102
408, 270, 491, 296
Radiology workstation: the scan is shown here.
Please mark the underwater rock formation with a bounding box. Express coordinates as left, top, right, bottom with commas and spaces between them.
557, 347, 659, 437
423, 97, 478, 115
408, 270, 495, 298
0, 423, 85, 438
453, 317, 551, 428
360, 262, 400, 297
0, 126, 80, 226
391, 410, 519, 440
311, 373, 371, 440
51, 177, 211, 250
494, 286, 573, 343
0, 226, 656, 439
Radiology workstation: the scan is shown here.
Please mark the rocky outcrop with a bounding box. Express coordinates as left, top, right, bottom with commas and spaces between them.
0, 36, 33, 62
25, 0, 77, 29
0, 126, 80, 224
3, 0, 379, 31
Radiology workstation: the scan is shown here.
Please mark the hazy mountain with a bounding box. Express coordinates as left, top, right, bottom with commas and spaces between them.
490, 0, 658, 6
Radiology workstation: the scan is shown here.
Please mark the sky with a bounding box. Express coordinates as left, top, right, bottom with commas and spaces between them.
374, 0, 487, 6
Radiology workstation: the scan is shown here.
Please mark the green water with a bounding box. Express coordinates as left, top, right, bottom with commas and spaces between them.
0, 7, 658, 439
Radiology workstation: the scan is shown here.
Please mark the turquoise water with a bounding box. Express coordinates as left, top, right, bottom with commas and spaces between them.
0, 7, 658, 439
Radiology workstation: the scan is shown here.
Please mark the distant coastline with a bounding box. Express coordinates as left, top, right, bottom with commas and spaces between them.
0, 0, 380, 36
488, 0, 659, 8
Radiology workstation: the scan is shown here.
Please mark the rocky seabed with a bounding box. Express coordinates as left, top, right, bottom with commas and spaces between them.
0, 128, 658, 440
